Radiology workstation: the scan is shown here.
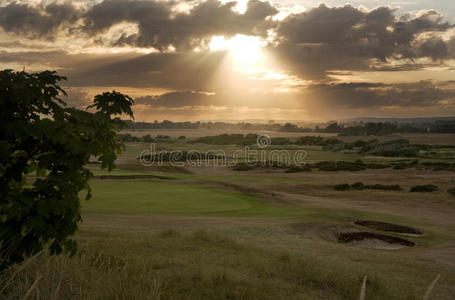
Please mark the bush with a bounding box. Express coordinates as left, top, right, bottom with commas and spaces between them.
421, 162, 455, 171
285, 165, 312, 173
178, 135, 186, 139
232, 162, 257, 171
410, 185, 438, 192
191, 133, 258, 145
353, 140, 369, 147
321, 138, 343, 146
334, 183, 351, 191
366, 184, 402, 191
139, 151, 226, 162
360, 139, 420, 157
156, 134, 170, 139
316, 160, 366, 171
118, 133, 140, 142
365, 163, 389, 169
271, 137, 291, 145
294, 136, 324, 145
351, 182, 364, 190
142, 134, 155, 143
448, 188, 455, 196
334, 183, 402, 191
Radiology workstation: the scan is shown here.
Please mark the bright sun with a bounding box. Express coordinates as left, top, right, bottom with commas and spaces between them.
209, 34, 265, 66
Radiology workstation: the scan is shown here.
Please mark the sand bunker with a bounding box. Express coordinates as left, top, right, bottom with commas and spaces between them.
338, 231, 414, 250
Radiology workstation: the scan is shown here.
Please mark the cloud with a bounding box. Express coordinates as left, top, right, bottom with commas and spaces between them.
0, 2, 81, 38
302, 80, 455, 110
271, 5, 454, 79
135, 91, 218, 107
416, 36, 449, 61
0, 0, 277, 51
85, 0, 277, 50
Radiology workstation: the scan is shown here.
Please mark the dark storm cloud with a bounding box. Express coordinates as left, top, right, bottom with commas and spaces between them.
272, 5, 454, 79
135, 91, 220, 107
84, 0, 277, 50
303, 80, 455, 110
135, 90, 304, 109
0, 2, 81, 38
416, 37, 449, 61
0, 0, 277, 50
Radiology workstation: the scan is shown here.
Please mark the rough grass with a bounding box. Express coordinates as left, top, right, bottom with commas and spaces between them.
2, 228, 452, 300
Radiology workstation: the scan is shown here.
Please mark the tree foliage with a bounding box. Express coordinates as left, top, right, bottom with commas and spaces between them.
0, 70, 133, 270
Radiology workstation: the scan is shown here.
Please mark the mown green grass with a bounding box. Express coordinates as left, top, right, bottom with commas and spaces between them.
83, 180, 277, 215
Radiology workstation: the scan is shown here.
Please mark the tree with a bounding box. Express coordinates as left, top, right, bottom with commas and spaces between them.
0, 70, 134, 270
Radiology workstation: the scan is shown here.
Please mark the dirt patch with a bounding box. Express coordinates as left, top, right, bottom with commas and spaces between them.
355, 220, 422, 235
338, 231, 414, 249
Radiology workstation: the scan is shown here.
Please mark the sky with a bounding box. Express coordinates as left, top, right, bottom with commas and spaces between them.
1, 0, 454, 121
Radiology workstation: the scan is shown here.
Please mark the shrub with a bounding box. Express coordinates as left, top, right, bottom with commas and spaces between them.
421, 162, 455, 171
353, 140, 369, 147
351, 182, 364, 190
142, 134, 155, 143
178, 135, 186, 139
285, 164, 312, 173
366, 184, 402, 191
410, 185, 438, 192
316, 160, 366, 171
334, 183, 351, 191
271, 137, 291, 145
191, 133, 258, 145
232, 162, 257, 171
140, 151, 226, 162
360, 139, 420, 157
365, 163, 389, 169
334, 183, 402, 191
156, 134, 170, 139
321, 138, 343, 146
448, 187, 455, 196
294, 136, 324, 145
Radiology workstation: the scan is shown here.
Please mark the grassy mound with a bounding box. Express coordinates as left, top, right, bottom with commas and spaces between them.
355, 220, 422, 235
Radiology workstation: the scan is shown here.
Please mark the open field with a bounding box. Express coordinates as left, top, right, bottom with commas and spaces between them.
4, 134, 455, 299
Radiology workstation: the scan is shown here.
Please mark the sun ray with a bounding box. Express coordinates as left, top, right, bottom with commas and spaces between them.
209, 34, 266, 67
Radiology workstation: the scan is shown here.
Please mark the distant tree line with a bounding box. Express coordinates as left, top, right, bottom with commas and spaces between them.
124, 120, 312, 132
318, 121, 455, 135
124, 120, 455, 134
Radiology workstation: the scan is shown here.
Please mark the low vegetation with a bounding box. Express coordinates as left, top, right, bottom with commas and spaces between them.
410, 185, 439, 192
334, 183, 402, 191
190, 133, 259, 145
284, 164, 312, 173
139, 150, 227, 162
